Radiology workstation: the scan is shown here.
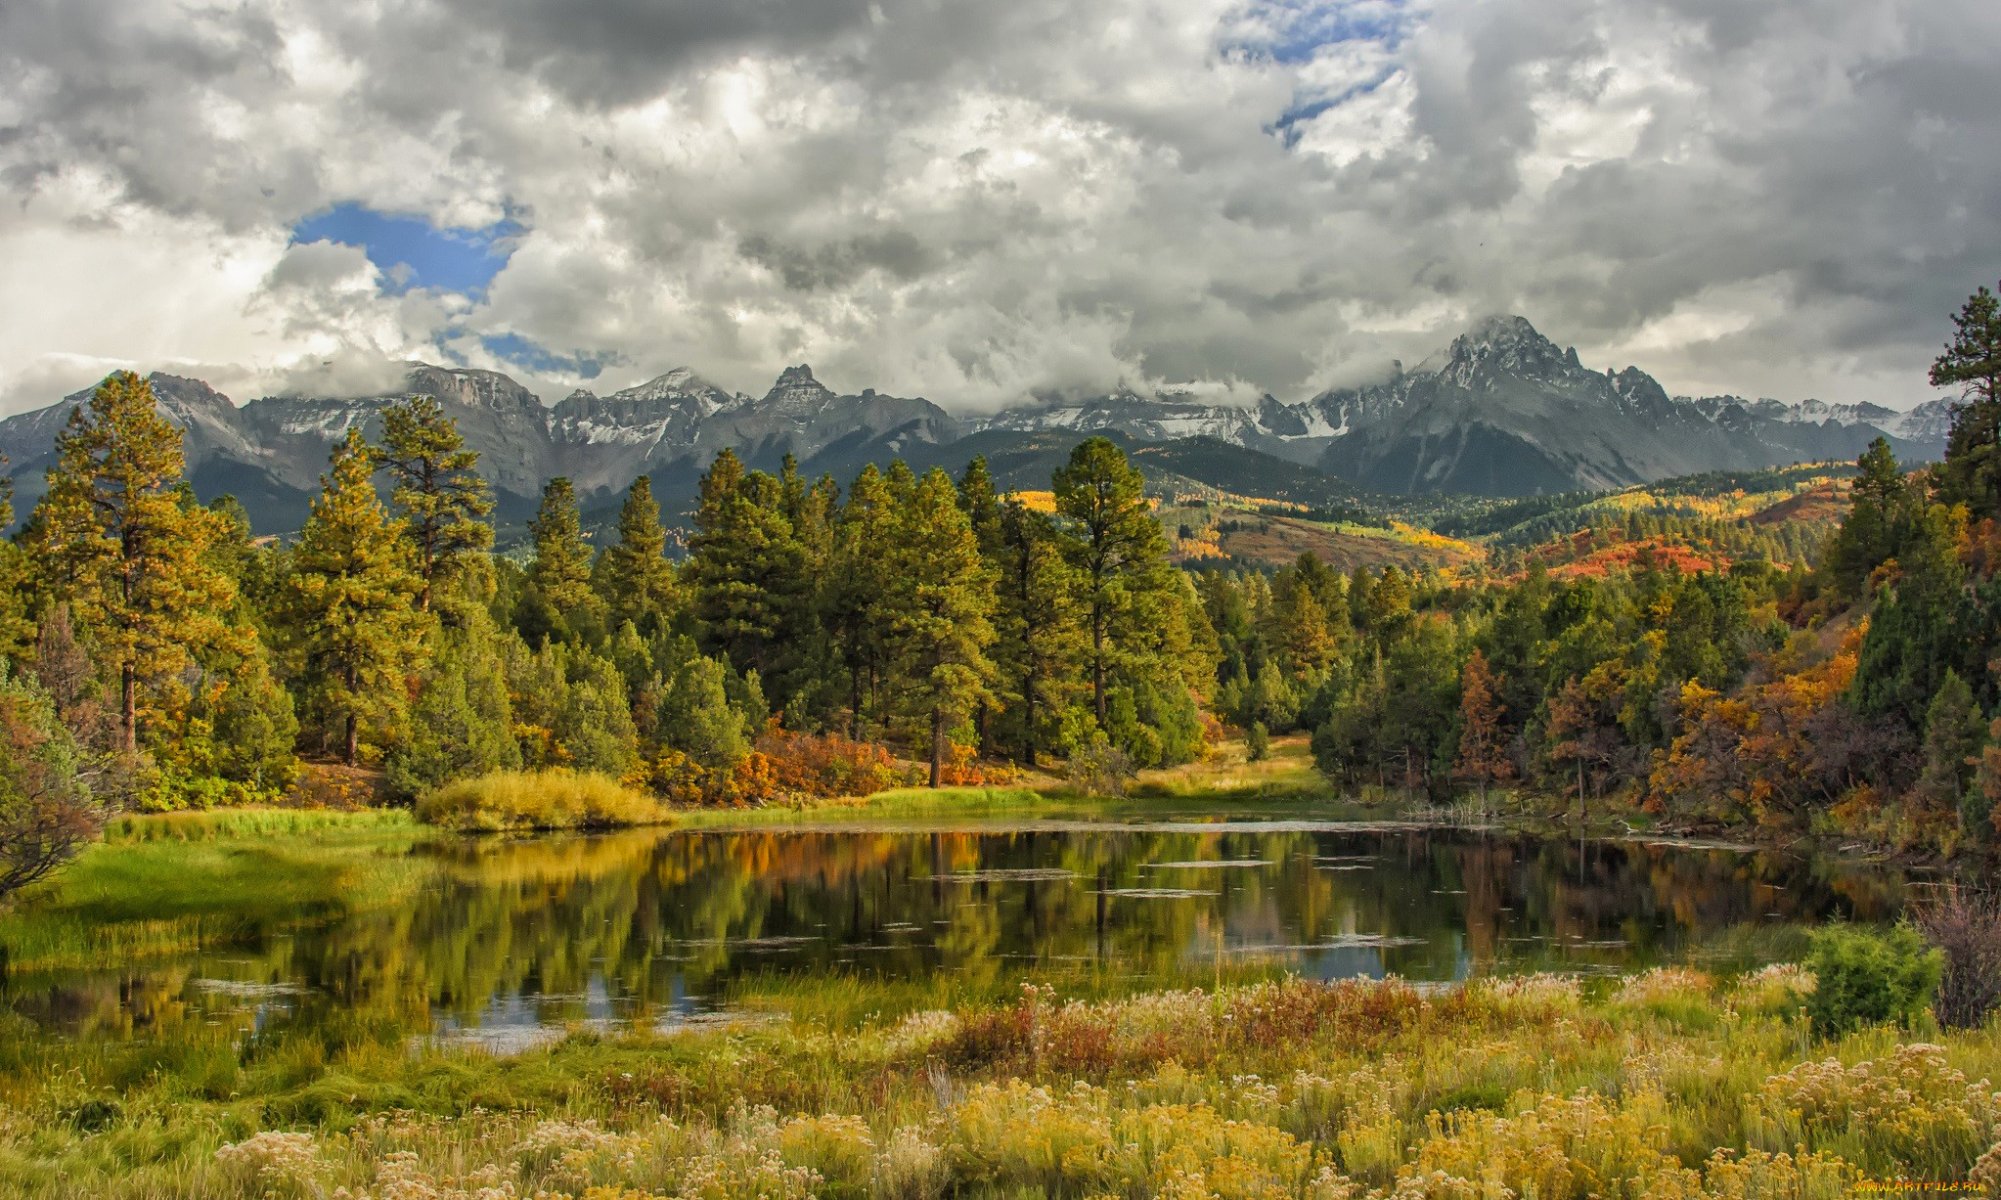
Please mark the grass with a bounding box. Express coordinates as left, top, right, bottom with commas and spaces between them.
0, 810, 429, 972
417, 768, 671, 831
0, 964, 1991, 1198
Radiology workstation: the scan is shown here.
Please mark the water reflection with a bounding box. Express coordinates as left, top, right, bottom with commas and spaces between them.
3, 822, 1905, 1044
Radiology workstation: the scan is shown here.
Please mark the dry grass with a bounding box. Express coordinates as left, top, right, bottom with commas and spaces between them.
416, 769, 671, 831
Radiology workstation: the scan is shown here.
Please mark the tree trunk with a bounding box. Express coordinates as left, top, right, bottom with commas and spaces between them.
1022, 668, 1038, 769
119, 663, 137, 753
929, 707, 944, 788
1092, 607, 1107, 726
344, 713, 359, 766
849, 667, 862, 741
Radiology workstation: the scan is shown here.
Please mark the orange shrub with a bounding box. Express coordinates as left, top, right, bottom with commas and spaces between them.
937, 742, 1023, 787
755, 727, 905, 799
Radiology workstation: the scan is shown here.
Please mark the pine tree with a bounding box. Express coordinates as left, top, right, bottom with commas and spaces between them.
528, 477, 604, 638
991, 500, 1082, 766
284, 427, 426, 764
890, 469, 998, 786
1052, 437, 1173, 727
385, 611, 519, 797
556, 647, 640, 778
598, 476, 679, 635
824, 464, 898, 738
1827, 438, 1920, 597
375, 394, 493, 612
1914, 669, 1985, 847
657, 654, 753, 772
208, 639, 299, 796
0, 464, 34, 668
1929, 288, 2001, 519
685, 450, 813, 697
1453, 648, 1512, 811
32, 372, 242, 752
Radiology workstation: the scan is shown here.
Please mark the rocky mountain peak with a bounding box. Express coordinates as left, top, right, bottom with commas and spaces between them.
1436, 315, 1577, 383
763, 364, 834, 409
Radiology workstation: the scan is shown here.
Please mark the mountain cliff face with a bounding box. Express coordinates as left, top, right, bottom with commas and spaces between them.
0, 363, 957, 531
1296, 317, 1941, 494
0, 316, 1950, 531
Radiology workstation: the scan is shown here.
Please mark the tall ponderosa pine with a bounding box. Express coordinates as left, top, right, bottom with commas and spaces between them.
375, 395, 493, 612
825, 464, 898, 738
33, 372, 241, 752
1929, 284, 2001, 519
991, 500, 1081, 767
1052, 437, 1174, 727
685, 450, 813, 697
285, 428, 426, 764
528, 477, 602, 636
890, 468, 998, 786
598, 476, 679, 636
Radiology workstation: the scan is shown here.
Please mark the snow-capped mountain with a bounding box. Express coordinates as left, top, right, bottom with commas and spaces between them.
0, 315, 1954, 531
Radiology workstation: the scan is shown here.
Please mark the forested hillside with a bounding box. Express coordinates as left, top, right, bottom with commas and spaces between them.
3, 288, 1998, 891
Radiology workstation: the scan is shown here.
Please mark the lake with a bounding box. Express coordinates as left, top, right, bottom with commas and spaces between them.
2, 818, 1908, 1051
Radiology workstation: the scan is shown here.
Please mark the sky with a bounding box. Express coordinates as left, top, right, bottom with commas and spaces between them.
1, 0, 1997, 417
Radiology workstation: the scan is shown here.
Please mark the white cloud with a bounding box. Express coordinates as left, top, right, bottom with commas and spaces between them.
2, 0, 1996, 417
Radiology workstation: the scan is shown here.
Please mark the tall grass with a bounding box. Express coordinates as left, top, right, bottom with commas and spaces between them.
416, 769, 670, 831
0, 813, 430, 971
1, 967, 1996, 1198
103, 808, 415, 843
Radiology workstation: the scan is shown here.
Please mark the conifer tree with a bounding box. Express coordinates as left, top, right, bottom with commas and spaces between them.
32, 372, 241, 752
375, 395, 493, 612
991, 500, 1081, 766
890, 468, 997, 786
825, 464, 897, 738
685, 450, 812, 696
1453, 648, 1511, 810
385, 610, 519, 797
1914, 670, 1985, 840
528, 477, 604, 637
1928, 287, 2001, 518
284, 427, 426, 764
556, 648, 640, 778
598, 476, 679, 635
657, 654, 753, 772
1052, 437, 1173, 727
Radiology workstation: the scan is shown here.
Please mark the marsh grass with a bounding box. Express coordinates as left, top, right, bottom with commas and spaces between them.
0, 812, 430, 971
103, 807, 415, 843
3, 969, 1999, 1199
417, 769, 670, 831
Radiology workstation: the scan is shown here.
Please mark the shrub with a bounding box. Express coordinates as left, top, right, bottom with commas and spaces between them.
1247, 721, 1271, 762
1914, 889, 2001, 1030
416, 769, 668, 831
0, 669, 102, 900
1804, 923, 1942, 1037
756, 727, 903, 799
1067, 732, 1135, 797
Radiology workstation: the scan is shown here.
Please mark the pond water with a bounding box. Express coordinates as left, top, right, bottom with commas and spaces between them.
3, 818, 1908, 1049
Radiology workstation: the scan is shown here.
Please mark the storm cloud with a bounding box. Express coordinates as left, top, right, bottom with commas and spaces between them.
1, 0, 1996, 415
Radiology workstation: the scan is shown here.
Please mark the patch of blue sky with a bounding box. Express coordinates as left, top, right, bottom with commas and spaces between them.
475, 333, 618, 380
291, 203, 523, 296
1267, 67, 1398, 146
1225, 0, 1418, 65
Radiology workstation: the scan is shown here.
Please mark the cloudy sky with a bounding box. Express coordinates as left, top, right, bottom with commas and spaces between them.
2, 0, 1997, 417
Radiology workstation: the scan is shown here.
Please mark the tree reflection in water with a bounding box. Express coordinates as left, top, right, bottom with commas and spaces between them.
4, 824, 1904, 1042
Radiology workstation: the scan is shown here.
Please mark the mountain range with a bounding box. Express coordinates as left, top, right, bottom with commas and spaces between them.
0, 315, 1951, 533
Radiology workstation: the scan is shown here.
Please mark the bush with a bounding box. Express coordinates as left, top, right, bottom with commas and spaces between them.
1066, 732, 1135, 797
1914, 890, 2001, 1029
1247, 721, 1271, 762
415, 769, 667, 831
0, 669, 102, 900
1804, 923, 1942, 1037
